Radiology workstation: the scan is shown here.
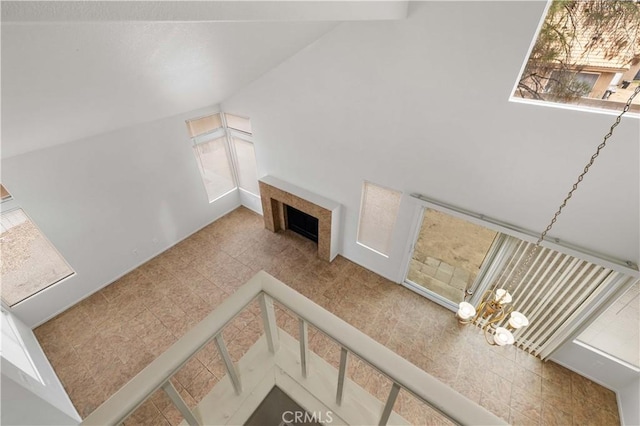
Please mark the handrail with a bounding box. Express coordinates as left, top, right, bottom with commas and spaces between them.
81, 278, 263, 425
82, 271, 505, 426
259, 272, 505, 426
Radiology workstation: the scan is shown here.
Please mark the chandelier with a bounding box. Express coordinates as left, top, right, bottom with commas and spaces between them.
456, 86, 640, 346
457, 288, 529, 346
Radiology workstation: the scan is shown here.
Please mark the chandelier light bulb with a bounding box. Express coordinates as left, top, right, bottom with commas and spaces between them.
495, 289, 512, 304
509, 311, 530, 329
457, 302, 476, 320
493, 327, 515, 346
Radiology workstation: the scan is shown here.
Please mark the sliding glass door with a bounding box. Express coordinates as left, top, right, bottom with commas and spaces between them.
404, 207, 499, 309
404, 203, 638, 360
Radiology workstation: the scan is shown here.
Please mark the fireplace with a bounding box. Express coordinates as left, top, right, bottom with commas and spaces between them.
259, 176, 342, 262
286, 205, 319, 243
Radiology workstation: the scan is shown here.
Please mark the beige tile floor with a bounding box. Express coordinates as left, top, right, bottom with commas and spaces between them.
34, 207, 620, 425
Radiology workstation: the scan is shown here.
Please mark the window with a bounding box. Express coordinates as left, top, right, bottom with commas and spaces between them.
544, 71, 600, 98
193, 137, 236, 201
186, 112, 259, 202
356, 181, 402, 257
473, 238, 629, 360
1, 185, 11, 201
186, 114, 222, 138
232, 138, 259, 195
512, 0, 640, 113
224, 113, 252, 134
1, 186, 74, 306
406, 208, 498, 305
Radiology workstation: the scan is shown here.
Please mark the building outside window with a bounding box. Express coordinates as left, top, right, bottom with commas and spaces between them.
512, 0, 640, 113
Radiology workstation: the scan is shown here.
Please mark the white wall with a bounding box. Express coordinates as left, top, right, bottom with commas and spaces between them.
618, 377, 640, 426
221, 1, 639, 283
2, 106, 241, 327
1, 372, 79, 426
1, 309, 80, 425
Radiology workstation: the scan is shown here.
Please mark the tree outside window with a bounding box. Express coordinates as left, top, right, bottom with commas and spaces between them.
514, 0, 640, 112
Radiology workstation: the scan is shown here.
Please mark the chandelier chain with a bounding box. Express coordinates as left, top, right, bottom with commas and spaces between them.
505, 86, 640, 294
536, 85, 640, 245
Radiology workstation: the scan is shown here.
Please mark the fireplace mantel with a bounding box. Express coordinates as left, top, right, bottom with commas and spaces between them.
259, 176, 341, 262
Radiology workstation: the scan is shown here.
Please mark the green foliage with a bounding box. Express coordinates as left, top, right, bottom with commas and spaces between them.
517, 0, 640, 101
545, 72, 594, 102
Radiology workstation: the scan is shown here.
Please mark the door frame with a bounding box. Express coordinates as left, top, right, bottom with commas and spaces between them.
400, 204, 507, 311
399, 194, 640, 363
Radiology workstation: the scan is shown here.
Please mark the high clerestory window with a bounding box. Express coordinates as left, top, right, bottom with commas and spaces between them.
186, 113, 259, 202
512, 0, 640, 114
0, 184, 74, 306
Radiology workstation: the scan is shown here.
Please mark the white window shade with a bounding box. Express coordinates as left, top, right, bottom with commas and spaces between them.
186, 111, 256, 203
224, 113, 252, 134
357, 181, 402, 256
477, 238, 632, 360
186, 113, 222, 138
233, 138, 259, 196
193, 137, 236, 201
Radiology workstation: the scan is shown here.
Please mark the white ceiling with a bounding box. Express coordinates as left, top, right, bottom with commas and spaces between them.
1, 1, 408, 159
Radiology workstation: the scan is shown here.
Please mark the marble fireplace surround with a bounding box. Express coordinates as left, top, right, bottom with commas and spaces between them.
259, 175, 341, 262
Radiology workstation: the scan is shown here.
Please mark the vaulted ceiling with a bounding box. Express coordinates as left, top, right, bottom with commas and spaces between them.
0, 1, 408, 159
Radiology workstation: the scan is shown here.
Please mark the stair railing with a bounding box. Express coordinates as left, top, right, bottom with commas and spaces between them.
81, 271, 505, 426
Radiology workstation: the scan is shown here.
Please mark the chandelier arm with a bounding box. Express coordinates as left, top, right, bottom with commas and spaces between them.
536, 85, 640, 245
482, 311, 502, 332
482, 309, 510, 345
483, 327, 496, 345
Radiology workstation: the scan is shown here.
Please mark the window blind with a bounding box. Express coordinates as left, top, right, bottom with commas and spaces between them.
483, 239, 624, 359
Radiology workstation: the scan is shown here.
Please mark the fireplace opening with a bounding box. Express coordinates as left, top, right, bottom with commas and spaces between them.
285, 205, 319, 243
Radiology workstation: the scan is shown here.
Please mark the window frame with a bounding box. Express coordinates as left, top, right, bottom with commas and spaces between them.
222, 112, 259, 198
186, 112, 259, 203
544, 70, 601, 97
509, 0, 640, 118
228, 133, 259, 197
0, 187, 75, 307
191, 134, 237, 203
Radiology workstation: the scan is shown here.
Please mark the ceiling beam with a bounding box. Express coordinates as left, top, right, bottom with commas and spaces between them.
1, 1, 409, 23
